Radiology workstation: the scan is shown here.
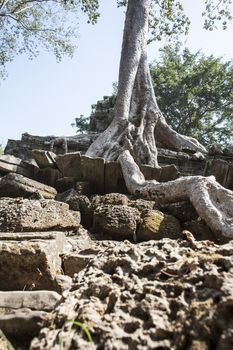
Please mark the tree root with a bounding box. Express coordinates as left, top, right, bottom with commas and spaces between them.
118, 150, 233, 239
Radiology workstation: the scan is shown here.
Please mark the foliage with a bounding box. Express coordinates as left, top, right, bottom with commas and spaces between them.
117, 0, 233, 42
59, 320, 92, 349
0, 144, 3, 155
71, 114, 90, 133
150, 44, 233, 146
1, 0, 232, 80
0, 0, 100, 79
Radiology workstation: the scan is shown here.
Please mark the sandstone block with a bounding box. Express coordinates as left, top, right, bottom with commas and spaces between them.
76, 181, 93, 196
140, 164, 161, 181
55, 177, 76, 193
92, 193, 129, 208
140, 164, 179, 182
0, 309, 47, 339
0, 198, 80, 232
0, 173, 57, 199
34, 167, 62, 188
0, 231, 66, 290
56, 189, 91, 227
204, 159, 229, 186
63, 253, 95, 277
81, 155, 105, 194
0, 291, 61, 311
129, 199, 155, 212
104, 161, 128, 193
225, 164, 233, 191
93, 205, 141, 240
0, 155, 34, 178
32, 150, 56, 169
137, 209, 181, 241
56, 152, 82, 178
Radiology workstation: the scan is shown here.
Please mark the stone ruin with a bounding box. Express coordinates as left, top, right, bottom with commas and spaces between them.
0, 96, 233, 349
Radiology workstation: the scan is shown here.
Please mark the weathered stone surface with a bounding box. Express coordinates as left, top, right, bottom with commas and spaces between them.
54, 275, 72, 294
32, 150, 56, 169
104, 161, 128, 194
0, 291, 61, 311
159, 201, 198, 222
92, 193, 129, 208
55, 177, 76, 193
0, 309, 47, 339
30, 239, 233, 350
0, 198, 80, 232
137, 209, 181, 241
63, 253, 95, 277
0, 231, 66, 290
56, 189, 91, 227
140, 164, 179, 183
0, 154, 35, 178
159, 164, 179, 182
0, 173, 57, 199
140, 164, 161, 181
208, 144, 224, 156
81, 155, 105, 194
76, 181, 93, 196
225, 163, 233, 191
183, 220, 218, 242
56, 152, 82, 178
205, 159, 229, 186
5, 133, 97, 160
34, 167, 62, 188
129, 198, 155, 212
93, 205, 140, 240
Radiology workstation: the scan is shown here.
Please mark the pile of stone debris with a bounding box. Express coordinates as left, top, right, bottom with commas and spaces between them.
0, 143, 233, 349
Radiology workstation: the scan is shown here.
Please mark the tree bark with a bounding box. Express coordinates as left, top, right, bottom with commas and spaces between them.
86, 0, 206, 165
119, 150, 233, 239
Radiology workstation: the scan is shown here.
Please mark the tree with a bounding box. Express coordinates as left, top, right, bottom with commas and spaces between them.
0, 0, 100, 79
151, 45, 233, 147
71, 114, 90, 134
85, 0, 233, 239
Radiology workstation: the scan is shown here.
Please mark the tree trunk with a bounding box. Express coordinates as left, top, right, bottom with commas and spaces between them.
119, 150, 233, 240
86, 0, 206, 165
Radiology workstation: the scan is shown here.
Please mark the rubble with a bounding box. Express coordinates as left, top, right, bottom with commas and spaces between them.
0, 173, 57, 199
0, 121, 233, 349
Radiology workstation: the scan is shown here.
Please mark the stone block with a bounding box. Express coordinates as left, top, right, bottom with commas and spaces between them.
224, 164, 233, 191
0, 155, 34, 178
0, 231, 66, 290
140, 164, 161, 181
159, 164, 179, 182
63, 253, 95, 277
137, 209, 181, 241
92, 193, 129, 208
81, 155, 105, 194
34, 167, 62, 188
0, 173, 57, 199
0, 291, 61, 311
56, 189, 91, 227
104, 161, 128, 193
140, 164, 179, 182
56, 152, 82, 178
93, 205, 141, 240
55, 177, 76, 193
204, 159, 229, 186
0, 310, 47, 339
32, 150, 56, 169
0, 198, 80, 232
76, 181, 93, 196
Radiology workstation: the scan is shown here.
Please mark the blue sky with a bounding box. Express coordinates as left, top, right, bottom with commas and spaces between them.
0, 0, 233, 146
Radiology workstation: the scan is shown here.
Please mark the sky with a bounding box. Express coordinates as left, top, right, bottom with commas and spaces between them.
0, 0, 233, 147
